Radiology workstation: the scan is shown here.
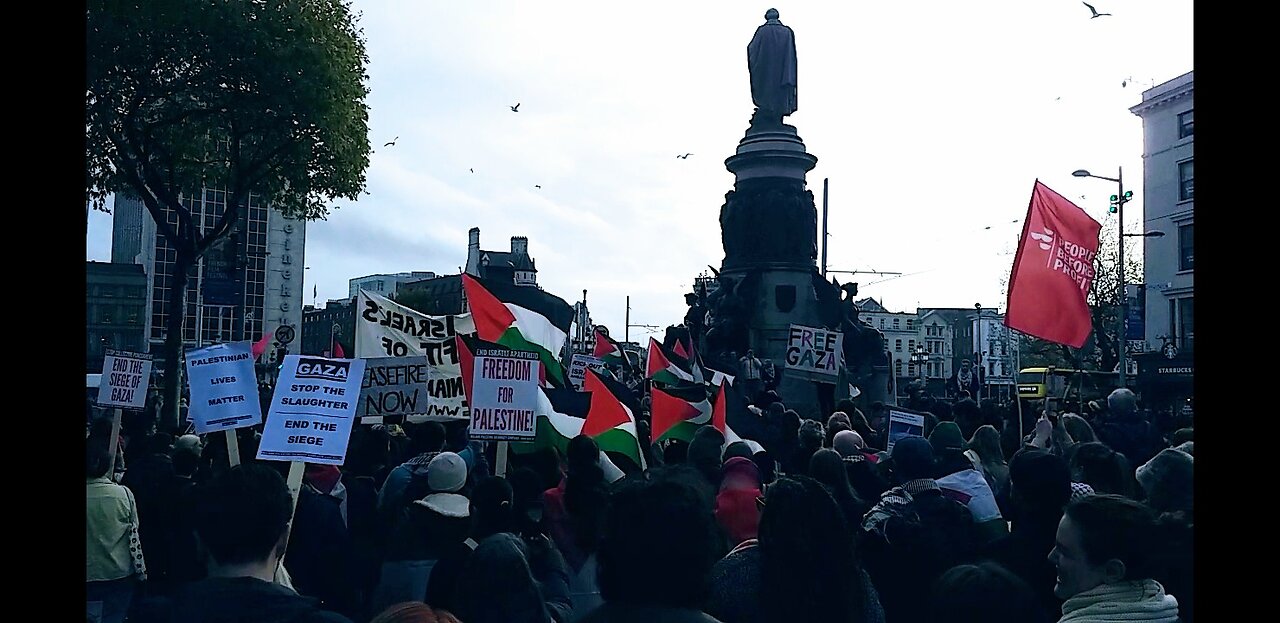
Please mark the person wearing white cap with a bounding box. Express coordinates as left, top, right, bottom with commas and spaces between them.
369, 452, 473, 617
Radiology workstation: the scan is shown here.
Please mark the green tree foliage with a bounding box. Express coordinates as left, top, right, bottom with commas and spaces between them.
87, 0, 371, 430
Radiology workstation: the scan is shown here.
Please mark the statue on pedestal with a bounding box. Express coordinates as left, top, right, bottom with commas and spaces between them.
747, 8, 798, 128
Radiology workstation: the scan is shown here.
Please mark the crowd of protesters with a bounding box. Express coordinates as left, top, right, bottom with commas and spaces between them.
88, 376, 1193, 623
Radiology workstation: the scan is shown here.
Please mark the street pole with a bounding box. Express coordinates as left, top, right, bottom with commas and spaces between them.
625, 296, 630, 344
1116, 166, 1127, 388
821, 178, 829, 278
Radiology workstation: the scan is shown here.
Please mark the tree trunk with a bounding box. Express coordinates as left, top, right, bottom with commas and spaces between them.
161, 252, 195, 433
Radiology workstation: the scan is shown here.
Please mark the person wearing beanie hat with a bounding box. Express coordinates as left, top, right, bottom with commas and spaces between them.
933, 421, 1005, 538
982, 449, 1073, 621
1136, 448, 1193, 515
378, 421, 449, 515
861, 436, 979, 623
371, 464, 474, 618
426, 452, 468, 494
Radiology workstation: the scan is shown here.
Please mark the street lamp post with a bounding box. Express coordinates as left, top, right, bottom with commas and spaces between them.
1074, 167, 1130, 388
912, 345, 928, 387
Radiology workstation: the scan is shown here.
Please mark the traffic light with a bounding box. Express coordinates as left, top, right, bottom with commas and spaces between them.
1109, 194, 1119, 214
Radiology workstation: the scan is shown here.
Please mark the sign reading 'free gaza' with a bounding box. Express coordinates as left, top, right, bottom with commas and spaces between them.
257, 355, 366, 465
184, 341, 262, 433
784, 324, 843, 378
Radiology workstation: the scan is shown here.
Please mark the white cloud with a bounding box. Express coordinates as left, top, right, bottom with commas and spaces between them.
87, 0, 1194, 332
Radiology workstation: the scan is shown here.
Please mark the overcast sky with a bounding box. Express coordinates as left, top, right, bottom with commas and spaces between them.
86, 0, 1193, 342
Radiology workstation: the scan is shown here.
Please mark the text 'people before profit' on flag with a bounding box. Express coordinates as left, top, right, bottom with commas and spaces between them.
1004, 180, 1102, 348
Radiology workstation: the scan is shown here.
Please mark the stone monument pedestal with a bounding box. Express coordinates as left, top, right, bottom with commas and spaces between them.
709, 121, 889, 419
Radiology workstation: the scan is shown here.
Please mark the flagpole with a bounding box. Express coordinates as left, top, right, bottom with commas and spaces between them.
625, 296, 630, 344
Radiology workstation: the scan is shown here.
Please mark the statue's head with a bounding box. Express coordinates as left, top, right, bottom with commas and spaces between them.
765, 8, 779, 20
685, 293, 698, 304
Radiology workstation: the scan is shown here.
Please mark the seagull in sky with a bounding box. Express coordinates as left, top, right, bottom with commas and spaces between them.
534, 185, 541, 189
383, 136, 398, 147
469, 168, 474, 173
510, 103, 520, 112
677, 153, 693, 159
1082, 2, 1111, 18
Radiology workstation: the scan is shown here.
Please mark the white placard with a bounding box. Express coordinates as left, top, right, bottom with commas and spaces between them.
886, 408, 926, 453
784, 324, 844, 378
185, 342, 263, 433
568, 354, 606, 390
469, 349, 540, 441
257, 355, 366, 465
355, 289, 475, 419
98, 350, 153, 411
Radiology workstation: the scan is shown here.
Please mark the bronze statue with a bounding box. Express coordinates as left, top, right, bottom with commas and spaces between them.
747, 8, 798, 127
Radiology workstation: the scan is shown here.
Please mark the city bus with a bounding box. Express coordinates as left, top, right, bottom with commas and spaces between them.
1017, 367, 1119, 406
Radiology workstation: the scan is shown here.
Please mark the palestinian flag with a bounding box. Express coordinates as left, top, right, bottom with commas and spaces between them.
509, 369, 646, 471
713, 377, 763, 444
650, 383, 713, 443
646, 337, 695, 386
593, 327, 627, 368
581, 368, 647, 469
672, 338, 691, 359
462, 274, 574, 386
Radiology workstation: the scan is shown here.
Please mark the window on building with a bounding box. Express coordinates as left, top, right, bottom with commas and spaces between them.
1178, 297, 1194, 352
878, 318, 885, 329
908, 364, 915, 376
895, 339, 902, 352
1178, 160, 1194, 201
1178, 223, 1193, 271
906, 318, 913, 329
895, 360, 903, 376
1178, 109, 1194, 139
893, 318, 900, 329
908, 339, 915, 353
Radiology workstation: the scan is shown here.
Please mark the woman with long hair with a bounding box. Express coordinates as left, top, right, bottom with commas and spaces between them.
808, 449, 869, 529
1069, 441, 1133, 498
707, 475, 883, 623
967, 425, 1010, 498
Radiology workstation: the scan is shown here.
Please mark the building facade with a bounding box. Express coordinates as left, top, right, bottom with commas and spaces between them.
1131, 71, 1193, 357
86, 262, 149, 373
348, 271, 437, 299
111, 191, 305, 370
856, 298, 922, 392
464, 227, 537, 286
301, 298, 357, 357
1130, 71, 1193, 407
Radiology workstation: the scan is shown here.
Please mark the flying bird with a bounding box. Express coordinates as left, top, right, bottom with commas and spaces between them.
534, 185, 541, 189
383, 136, 398, 147
1082, 2, 1111, 18
677, 153, 693, 159
469, 168, 474, 173
510, 103, 520, 112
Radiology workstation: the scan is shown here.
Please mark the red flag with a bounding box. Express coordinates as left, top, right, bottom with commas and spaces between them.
333, 342, 345, 358
1004, 181, 1102, 348
673, 338, 690, 359
251, 330, 273, 360
711, 381, 727, 435
581, 368, 633, 437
